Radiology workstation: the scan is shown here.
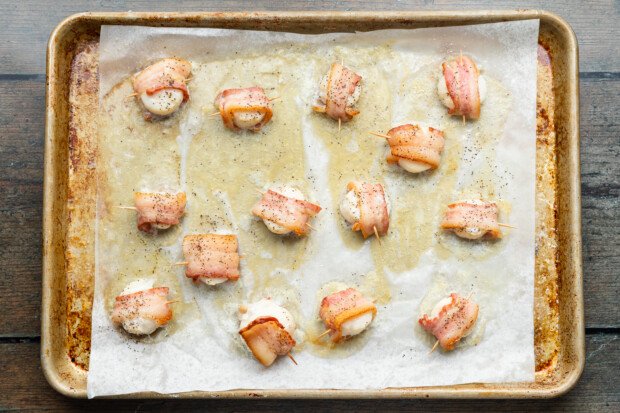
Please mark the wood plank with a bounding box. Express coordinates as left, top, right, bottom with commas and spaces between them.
0, 78, 45, 337
0, 334, 617, 410
0, 0, 617, 74
0, 76, 617, 336
580, 76, 620, 328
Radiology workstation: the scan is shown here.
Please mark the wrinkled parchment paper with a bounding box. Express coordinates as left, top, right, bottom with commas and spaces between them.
89, 20, 539, 397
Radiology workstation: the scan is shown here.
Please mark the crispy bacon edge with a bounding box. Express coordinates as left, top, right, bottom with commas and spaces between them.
132, 58, 191, 101
418, 293, 479, 351
347, 181, 389, 238
182, 234, 240, 282
134, 192, 187, 234
110, 287, 173, 329
313, 63, 362, 122
440, 201, 502, 239
442, 55, 481, 120
319, 288, 377, 343
385, 124, 446, 169
215, 87, 273, 131
251, 189, 322, 236
239, 316, 296, 367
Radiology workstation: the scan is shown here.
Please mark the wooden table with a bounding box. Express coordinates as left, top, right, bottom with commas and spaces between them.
1, 1, 617, 411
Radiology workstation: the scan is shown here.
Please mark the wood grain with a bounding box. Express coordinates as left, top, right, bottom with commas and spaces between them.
580, 76, 620, 328
0, 78, 45, 337
0, 1, 618, 74
0, 334, 617, 411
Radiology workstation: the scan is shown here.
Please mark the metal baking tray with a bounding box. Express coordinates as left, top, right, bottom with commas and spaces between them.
42, 10, 583, 399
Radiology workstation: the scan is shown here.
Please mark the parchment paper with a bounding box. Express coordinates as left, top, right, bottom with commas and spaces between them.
89, 20, 539, 397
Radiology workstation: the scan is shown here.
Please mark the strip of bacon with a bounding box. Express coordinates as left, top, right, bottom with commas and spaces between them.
215, 87, 273, 131
134, 192, 186, 234
111, 287, 173, 328
442, 55, 481, 119
347, 181, 389, 238
251, 189, 322, 236
182, 234, 240, 281
440, 201, 501, 238
419, 293, 479, 351
132, 58, 191, 101
239, 317, 296, 367
386, 124, 445, 169
319, 288, 376, 342
313, 63, 362, 122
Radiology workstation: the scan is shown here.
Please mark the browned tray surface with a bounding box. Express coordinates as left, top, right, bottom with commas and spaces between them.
42, 11, 583, 398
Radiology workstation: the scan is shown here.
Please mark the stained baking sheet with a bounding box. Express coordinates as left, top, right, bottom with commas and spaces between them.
41, 11, 583, 399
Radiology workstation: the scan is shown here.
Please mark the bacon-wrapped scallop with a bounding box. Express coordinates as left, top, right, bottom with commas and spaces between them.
383, 124, 446, 174
319, 288, 376, 343
251, 185, 322, 236
437, 55, 487, 120
214, 86, 273, 131
238, 299, 297, 367
182, 234, 240, 285
132, 58, 192, 119
111, 279, 173, 335
440, 200, 501, 240
133, 191, 186, 234
340, 181, 390, 239
419, 293, 479, 351
313, 63, 362, 122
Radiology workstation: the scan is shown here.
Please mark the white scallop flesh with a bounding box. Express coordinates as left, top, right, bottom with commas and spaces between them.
140, 88, 184, 116
263, 185, 306, 235
233, 110, 265, 130
201, 277, 227, 286
437, 72, 487, 110
318, 74, 361, 107
398, 158, 432, 174
121, 278, 154, 296
454, 227, 485, 240
120, 279, 159, 335
339, 189, 361, 224
340, 310, 373, 338
430, 296, 454, 319
239, 298, 296, 335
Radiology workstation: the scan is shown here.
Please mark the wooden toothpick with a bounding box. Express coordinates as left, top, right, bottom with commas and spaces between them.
429, 340, 440, 354
305, 222, 316, 231
114, 206, 137, 210
369, 131, 390, 140
208, 111, 221, 117
174, 261, 189, 266
287, 352, 298, 365
373, 226, 382, 245
338, 118, 342, 133
268, 96, 281, 102
124, 93, 138, 101
166, 300, 180, 305
317, 329, 332, 340
498, 223, 517, 229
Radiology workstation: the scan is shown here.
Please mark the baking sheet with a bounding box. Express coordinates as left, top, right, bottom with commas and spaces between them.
89, 20, 539, 398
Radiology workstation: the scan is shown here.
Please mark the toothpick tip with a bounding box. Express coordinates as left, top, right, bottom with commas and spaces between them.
287, 352, 298, 365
